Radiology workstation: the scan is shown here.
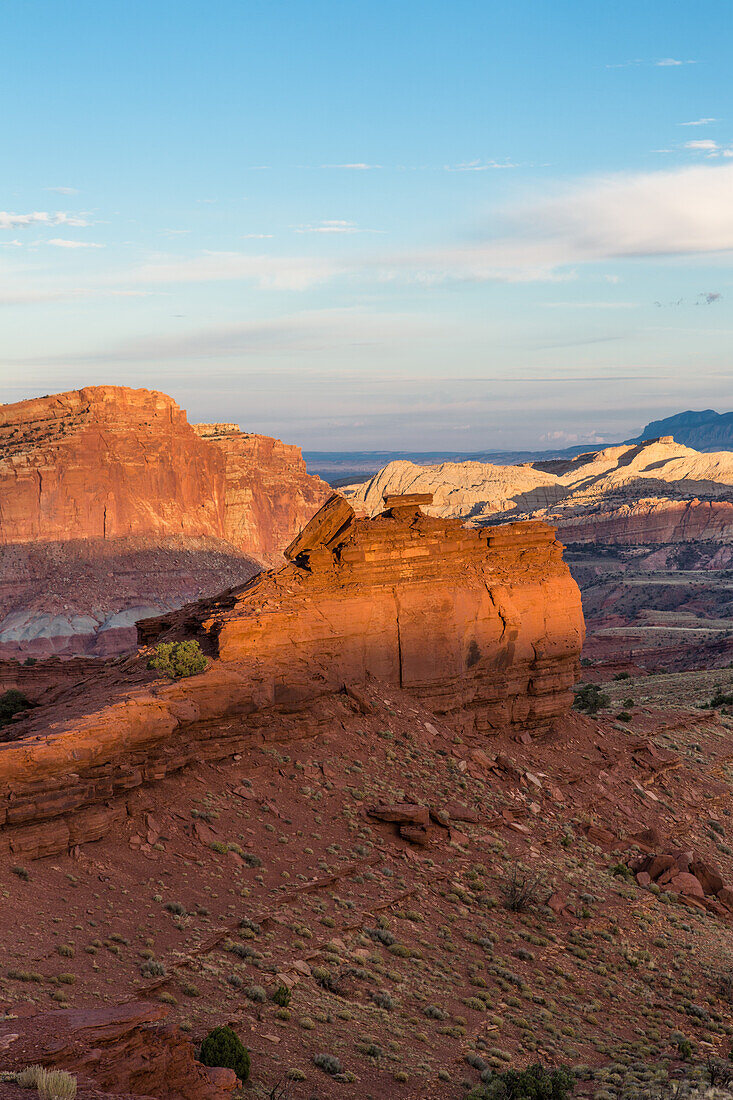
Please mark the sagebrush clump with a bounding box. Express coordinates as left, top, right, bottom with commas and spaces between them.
147, 640, 207, 680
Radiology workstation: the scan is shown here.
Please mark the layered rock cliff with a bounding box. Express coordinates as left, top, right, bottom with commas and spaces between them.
0, 387, 330, 656
193, 422, 330, 562
0, 386, 226, 543
0, 495, 584, 859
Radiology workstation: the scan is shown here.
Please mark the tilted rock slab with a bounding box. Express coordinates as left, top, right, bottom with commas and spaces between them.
0, 494, 584, 859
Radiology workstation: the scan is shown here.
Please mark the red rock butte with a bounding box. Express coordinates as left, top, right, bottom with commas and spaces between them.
0, 494, 584, 860
0, 385, 331, 656
0, 384, 330, 558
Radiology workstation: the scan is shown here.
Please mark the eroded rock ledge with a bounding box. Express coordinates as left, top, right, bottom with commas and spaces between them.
0, 495, 584, 860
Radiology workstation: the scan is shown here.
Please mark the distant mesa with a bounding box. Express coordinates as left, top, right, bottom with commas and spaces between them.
629, 409, 733, 452
0, 385, 330, 657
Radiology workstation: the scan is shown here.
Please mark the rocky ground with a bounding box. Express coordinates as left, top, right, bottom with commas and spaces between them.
4, 675, 733, 1098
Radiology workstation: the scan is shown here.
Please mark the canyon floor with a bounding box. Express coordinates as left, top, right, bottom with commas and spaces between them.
4, 672, 733, 1098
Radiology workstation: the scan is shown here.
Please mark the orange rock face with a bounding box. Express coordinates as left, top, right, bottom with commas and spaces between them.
147, 494, 584, 734
0, 387, 330, 656
0, 386, 329, 558
193, 423, 331, 561
0, 496, 584, 858
0, 386, 226, 543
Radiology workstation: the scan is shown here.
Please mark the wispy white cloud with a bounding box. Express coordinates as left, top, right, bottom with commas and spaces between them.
323, 163, 377, 170
47, 238, 104, 249
128, 250, 342, 290
445, 159, 520, 171
680, 118, 717, 126
684, 138, 733, 157
5, 308, 444, 364
655, 57, 697, 66
606, 57, 697, 69
294, 219, 362, 235
240, 233, 273, 239
0, 211, 91, 229
44, 186, 80, 195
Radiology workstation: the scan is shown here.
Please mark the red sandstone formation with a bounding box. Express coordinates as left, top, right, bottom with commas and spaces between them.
0, 386, 330, 656
193, 422, 330, 562
0, 1001, 236, 1099
0, 494, 584, 860
0, 386, 226, 543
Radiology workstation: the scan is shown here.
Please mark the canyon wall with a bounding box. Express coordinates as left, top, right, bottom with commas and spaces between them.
0, 386, 226, 543
0, 495, 584, 859
0, 387, 330, 656
193, 423, 330, 561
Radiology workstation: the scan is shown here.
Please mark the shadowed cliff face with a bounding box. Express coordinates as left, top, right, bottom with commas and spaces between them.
0, 386, 330, 656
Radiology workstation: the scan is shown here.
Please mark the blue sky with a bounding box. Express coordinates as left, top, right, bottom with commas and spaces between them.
1, 0, 732, 449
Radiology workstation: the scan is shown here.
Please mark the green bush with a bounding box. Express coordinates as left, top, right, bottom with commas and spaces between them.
572, 684, 609, 716
0, 689, 32, 729
466, 1062, 574, 1099
707, 688, 733, 709
199, 1025, 250, 1082
148, 641, 207, 680
272, 984, 292, 1007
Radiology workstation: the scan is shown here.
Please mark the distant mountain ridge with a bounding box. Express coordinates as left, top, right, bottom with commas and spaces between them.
630, 409, 733, 451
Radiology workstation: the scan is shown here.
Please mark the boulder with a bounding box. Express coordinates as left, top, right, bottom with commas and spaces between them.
669, 872, 705, 898
647, 854, 677, 881
368, 803, 430, 827
690, 858, 725, 896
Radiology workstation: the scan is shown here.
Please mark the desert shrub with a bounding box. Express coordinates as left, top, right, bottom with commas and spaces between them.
148, 640, 207, 680
313, 1052, 343, 1076
502, 867, 546, 912
36, 1068, 78, 1099
706, 1055, 733, 1088
0, 689, 32, 729
466, 1062, 573, 1099
245, 984, 267, 1003
616, 711, 633, 722
613, 672, 630, 680
16, 1064, 45, 1088
572, 684, 610, 716
272, 984, 292, 1007
707, 688, 733, 709
164, 901, 186, 917
199, 1025, 250, 1083
140, 959, 166, 978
